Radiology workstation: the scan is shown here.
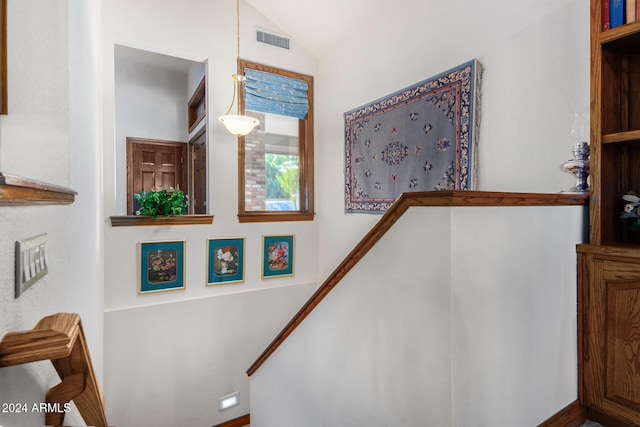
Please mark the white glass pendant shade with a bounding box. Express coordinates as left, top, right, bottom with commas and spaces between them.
218, 73, 259, 136
219, 114, 259, 136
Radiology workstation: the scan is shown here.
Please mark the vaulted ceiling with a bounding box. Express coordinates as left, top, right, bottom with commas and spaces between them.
245, 0, 389, 57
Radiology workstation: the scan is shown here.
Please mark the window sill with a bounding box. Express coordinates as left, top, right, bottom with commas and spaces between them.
110, 214, 214, 227
0, 172, 77, 205
238, 212, 315, 223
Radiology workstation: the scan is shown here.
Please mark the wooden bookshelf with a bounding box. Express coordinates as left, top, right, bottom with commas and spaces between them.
579, 2, 640, 425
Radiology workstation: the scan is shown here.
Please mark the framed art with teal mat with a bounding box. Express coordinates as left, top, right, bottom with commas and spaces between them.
262, 235, 294, 279
207, 237, 245, 285
139, 240, 185, 294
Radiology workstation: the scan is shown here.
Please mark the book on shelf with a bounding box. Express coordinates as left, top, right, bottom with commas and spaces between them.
628, 0, 636, 23
611, 0, 626, 29
603, 0, 611, 30
637, 0, 640, 20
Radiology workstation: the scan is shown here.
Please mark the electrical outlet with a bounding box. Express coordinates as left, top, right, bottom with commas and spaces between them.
15, 233, 48, 298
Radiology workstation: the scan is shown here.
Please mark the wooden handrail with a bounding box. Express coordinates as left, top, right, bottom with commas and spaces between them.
247, 190, 588, 376
0, 313, 108, 427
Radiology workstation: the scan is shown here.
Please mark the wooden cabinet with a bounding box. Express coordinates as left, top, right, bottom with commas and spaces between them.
579, 245, 640, 425
580, 1, 640, 425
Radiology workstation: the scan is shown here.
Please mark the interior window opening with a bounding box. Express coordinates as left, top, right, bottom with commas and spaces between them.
114, 44, 207, 216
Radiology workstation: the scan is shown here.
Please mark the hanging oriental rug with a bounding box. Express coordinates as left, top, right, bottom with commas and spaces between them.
344, 59, 481, 213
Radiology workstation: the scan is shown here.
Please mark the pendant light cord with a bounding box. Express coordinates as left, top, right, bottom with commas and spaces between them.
223, 0, 242, 116
236, 0, 240, 60
219, 0, 259, 135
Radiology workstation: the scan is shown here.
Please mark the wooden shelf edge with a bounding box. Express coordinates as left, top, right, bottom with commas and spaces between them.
0, 172, 77, 205
600, 20, 640, 45
246, 190, 588, 376
110, 214, 214, 226
238, 212, 316, 223
577, 243, 640, 258
602, 130, 640, 144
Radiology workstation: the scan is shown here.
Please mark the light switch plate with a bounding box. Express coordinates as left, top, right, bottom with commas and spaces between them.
15, 233, 48, 298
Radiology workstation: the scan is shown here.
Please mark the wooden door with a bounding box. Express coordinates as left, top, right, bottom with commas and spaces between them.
189, 127, 207, 214
127, 137, 187, 215
580, 246, 640, 425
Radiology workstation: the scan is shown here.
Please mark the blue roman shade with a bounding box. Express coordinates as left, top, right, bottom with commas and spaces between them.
244, 69, 309, 120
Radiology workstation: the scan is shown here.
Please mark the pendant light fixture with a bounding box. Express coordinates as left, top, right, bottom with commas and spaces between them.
218, 0, 259, 137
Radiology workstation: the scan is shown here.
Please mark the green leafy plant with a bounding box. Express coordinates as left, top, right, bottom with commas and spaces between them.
135, 187, 188, 218
266, 153, 299, 205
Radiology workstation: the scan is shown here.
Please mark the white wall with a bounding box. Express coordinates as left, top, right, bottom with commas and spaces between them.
315, 0, 590, 275
0, 0, 69, 185
104, 283, 315, 427
101, 0, 319, 310
252, 207, 454, 427
100, 1, 320, 425
449, 206, 584, 425
250, 204, 585, 426
0, 1, 103, 426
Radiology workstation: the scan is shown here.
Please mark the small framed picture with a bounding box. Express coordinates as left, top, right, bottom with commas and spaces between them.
262, 235, 295, 279
207, 237, 245, 286
139, 240, 185, 294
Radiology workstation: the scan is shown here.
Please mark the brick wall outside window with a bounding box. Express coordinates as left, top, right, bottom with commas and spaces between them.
244, 111, 266, 211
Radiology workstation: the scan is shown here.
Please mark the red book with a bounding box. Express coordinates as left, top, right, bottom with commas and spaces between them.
603, 0, 611, 30
636, 0, 640, 20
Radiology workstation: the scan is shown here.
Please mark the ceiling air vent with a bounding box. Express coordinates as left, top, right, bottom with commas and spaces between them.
256, 29, 291, 50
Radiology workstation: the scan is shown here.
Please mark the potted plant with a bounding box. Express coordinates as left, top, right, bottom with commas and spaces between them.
134, 187, 188, 218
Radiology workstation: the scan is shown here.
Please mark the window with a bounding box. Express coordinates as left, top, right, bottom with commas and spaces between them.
238, 60, 314, 222
113, 45, 209, 219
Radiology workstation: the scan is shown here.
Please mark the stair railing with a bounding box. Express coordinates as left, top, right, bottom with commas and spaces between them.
247, 190, 588, 376
0, 313, 108, 427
